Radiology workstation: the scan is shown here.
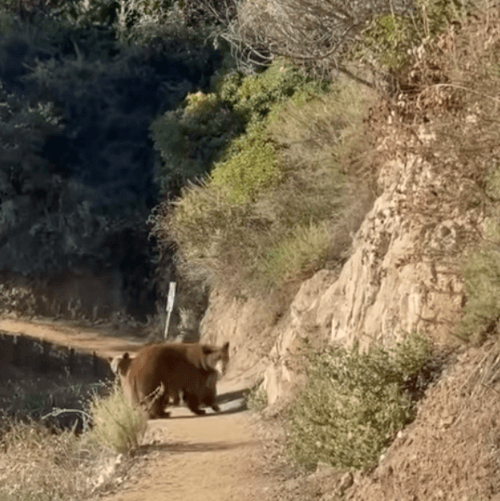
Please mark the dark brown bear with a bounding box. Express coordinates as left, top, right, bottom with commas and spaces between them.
111, 341, 229, 418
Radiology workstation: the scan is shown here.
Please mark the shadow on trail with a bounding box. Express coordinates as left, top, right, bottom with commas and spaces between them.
169, 388, 249, 419
217, 389, 247, 405
136, 439, 258, 455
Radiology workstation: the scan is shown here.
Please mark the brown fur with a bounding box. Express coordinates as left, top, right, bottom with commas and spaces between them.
110, 352, 181, 406
110, 341, 229, 418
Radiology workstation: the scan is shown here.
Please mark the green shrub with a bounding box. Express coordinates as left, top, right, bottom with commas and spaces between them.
152, 61, 328, 198
46, 0, 200, 45
150, 91, 243, 195
211, 124, 280, 203
245, 383, 268, 411
262, 222, 331, 285
217, 61, 329, 125
0, 10, 16, 34
460, 248, 500, 340
113, 0, 198, 45
51, 0, 120, 29
161, 72, 374, 292
287, 334, 430, 471
87, 381, 147, 454
485, 165, 500, 201
356, 14, 413, 71
352, 0, 477, 71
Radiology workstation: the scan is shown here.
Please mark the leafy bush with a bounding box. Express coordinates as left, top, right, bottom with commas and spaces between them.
0, 10, 17, 34
0, 81, 71, 274
217, 62, 329, 125
0, 9, 220, 319
0, 72, 146, 274
113, 0, 195, 45
87, 381, 147, 454
52, 0, 119, 29
49, 0, 218, 45
151, 61, 324, 198
287, 334, 430, 471
245, 383, 268, 411
160, 68, 374, 292
460, 248, 500, 340
352, 0, 478, 72
150, 91, 243, 196
353, 14, 415, 71
211, 124, 280, 202
463, 175, 500, 341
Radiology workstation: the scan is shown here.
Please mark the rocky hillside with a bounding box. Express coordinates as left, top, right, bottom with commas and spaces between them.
201, 3, 500, 401
199, 6, 500, 499
201, 105, 469, 402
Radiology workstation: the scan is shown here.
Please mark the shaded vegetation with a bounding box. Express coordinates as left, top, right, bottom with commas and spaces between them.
0, 0, 223, 319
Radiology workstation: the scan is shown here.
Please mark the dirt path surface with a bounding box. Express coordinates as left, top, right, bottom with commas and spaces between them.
0, 317, 144, 358
103, 401, 269, 501
0, 317, 276, 501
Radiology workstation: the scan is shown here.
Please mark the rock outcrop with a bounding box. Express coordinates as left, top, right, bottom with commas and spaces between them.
201, 123, 476, 406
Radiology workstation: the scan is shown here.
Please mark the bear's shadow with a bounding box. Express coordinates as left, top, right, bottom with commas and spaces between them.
170, 388, 249, 419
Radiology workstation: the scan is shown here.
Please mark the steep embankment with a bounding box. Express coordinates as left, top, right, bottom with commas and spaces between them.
195, 8, 500, 500
199, 117, 470, 405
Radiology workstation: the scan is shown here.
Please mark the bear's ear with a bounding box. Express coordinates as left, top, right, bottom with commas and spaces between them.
123, 352, 130, 360
222, 341, 229, 352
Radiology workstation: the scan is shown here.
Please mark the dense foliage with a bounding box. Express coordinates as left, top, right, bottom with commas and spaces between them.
0, 0, 222, 318
287, 335, 431, 470
151, 62, 372, 291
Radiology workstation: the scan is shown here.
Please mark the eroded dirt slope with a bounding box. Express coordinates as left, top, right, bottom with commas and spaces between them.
348, 341, 500, 501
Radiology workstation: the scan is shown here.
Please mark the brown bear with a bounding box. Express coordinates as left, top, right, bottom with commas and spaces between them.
110, 341, 229, 418
110, 352, 182, 406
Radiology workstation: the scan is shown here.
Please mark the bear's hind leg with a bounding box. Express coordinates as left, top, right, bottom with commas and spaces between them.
185, 392, 206, 415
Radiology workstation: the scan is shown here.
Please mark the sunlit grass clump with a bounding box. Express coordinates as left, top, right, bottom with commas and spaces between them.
87, 381, 147, 454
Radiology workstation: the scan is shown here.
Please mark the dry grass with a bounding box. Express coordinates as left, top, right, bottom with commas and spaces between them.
0, 418, 116, 501
0, 382, 146, 500
262, 222, 331, 286
386, 4, 500, 341
87, 381, 147, 454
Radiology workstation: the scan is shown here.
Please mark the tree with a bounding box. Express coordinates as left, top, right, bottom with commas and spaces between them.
195, 0, 412, 75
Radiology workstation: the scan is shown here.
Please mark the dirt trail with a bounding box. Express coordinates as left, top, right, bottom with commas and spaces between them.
0, 318, 144, 358
0, 317, 272, 501
104, 402, 268, 501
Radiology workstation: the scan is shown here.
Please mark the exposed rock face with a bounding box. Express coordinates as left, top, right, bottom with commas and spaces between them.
319, 169, 464, 350
199, 287, 293, 387
201, 128, 474, 405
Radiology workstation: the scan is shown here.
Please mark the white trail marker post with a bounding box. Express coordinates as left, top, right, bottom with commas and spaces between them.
164, 281, 176, 340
